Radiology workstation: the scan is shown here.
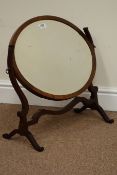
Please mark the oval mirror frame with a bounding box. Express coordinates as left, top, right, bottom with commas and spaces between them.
9, 15, 96, 101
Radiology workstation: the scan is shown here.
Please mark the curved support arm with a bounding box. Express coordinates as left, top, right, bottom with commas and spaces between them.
7, 45, 29, 117
83, 27, 95, 48
28, 97, 88, 126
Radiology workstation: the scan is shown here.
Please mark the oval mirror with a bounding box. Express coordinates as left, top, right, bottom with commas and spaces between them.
10, 16, 96, 100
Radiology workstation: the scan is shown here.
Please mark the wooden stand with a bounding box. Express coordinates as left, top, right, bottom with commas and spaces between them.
2, 28, 114, 152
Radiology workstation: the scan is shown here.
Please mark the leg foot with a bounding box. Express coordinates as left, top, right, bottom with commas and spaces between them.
2, 129, 19, 139
74, 106, 87, 113
96, 105, 114, 124
3, 129, 44, 152
25, 131, 44, 152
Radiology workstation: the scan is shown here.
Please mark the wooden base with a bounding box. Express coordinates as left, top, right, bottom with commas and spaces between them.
3, 85, 114, 152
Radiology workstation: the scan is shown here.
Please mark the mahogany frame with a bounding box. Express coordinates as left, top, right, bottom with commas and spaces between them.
2, 16, 114, 152
9, 15, 96, 100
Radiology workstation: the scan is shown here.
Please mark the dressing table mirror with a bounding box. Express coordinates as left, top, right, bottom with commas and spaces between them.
3, 16, 114, 152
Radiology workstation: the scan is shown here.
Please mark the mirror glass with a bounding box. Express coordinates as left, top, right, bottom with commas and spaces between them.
14, 20, 92, 96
